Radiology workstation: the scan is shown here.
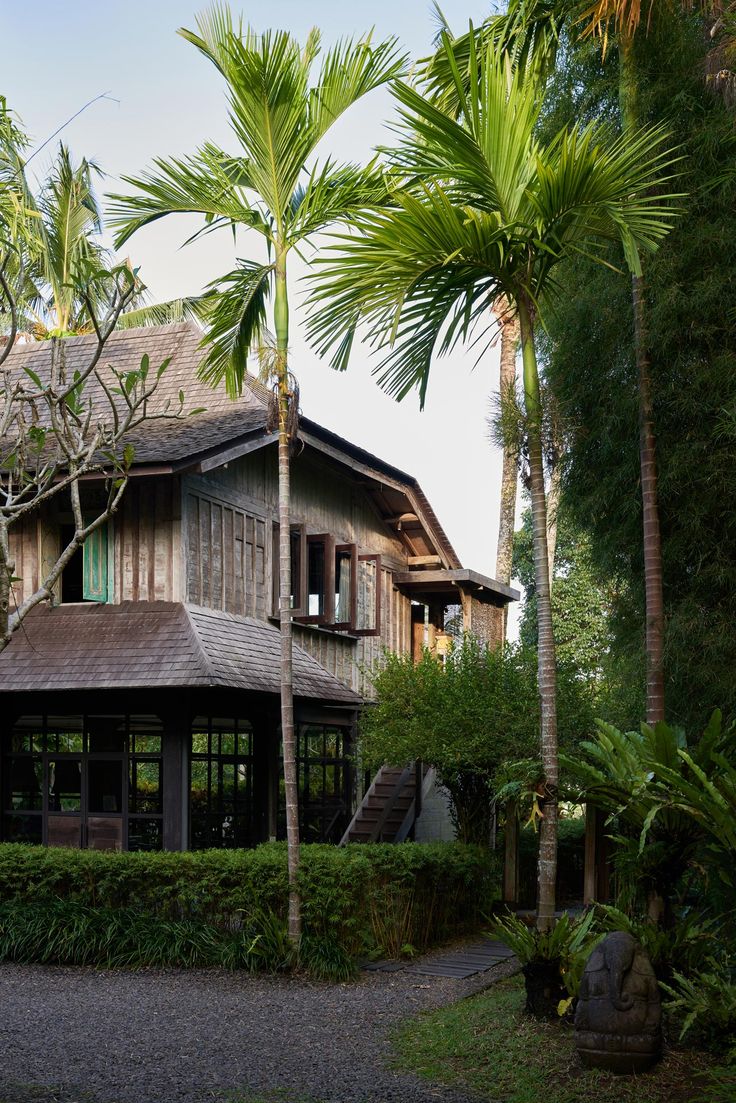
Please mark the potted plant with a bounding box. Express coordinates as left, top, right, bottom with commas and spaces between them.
490, 910, 600, 1019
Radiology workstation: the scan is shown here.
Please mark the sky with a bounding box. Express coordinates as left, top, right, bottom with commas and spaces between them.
2, 0, 522, 615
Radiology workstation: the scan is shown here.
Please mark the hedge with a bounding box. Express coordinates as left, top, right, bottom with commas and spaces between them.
0, 841, 501, 961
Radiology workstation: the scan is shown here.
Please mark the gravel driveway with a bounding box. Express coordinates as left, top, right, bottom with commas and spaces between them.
0, 959, 515, 1103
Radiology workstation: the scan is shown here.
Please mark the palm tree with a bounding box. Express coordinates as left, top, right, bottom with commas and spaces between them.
0, 133, 209, 341
108, 4, 405, 946
0, 143, 108, 338
438, 0, 707, 724
307, 38, 679, 928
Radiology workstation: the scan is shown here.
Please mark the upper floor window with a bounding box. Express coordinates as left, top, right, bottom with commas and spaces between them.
59, 521, 109, 604
272, 525, 380, 635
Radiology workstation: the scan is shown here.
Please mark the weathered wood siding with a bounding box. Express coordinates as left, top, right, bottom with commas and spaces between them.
113, 476, 181, 603
183, 449, 413, 694
183, 484, 269, 618
8, 475, 181, 607
8, 514, 41, 604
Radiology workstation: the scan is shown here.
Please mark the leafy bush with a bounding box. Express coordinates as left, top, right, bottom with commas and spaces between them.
362, 637, 595, 844
661, 960, 736, 1044
490, 910, 600, 1000
0, 840, 499, 968
598, 905, 718, 981
562, 711, 736, 918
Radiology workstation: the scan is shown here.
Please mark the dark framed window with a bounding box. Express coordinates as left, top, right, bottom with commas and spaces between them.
190, 717, 254, 849
1, 714, 163, 851
333, 544, 357, 629
272, 522, 307, 616
271, 527, 382, 636
278, 724, 351, 844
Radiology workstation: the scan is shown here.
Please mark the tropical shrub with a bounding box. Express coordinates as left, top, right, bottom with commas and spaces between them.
561, 711, 736, 921
362, 636, 594, 844
490, 910, 601, 1018
661, 960, 736, 1045
0, 841, 500, 965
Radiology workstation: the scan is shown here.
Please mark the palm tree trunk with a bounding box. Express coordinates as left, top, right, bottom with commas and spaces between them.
620, 34, 666, 725
495, 301, 520, 640
518, 296, 558, 933
274, 249, 301, 948
546, 448, 562, 588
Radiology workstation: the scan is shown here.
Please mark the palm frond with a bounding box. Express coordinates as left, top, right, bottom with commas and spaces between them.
308, 32, 407, 144
307, 186, 509, 406
197, 259, 274, 397
108, 144, 267, 249
117, 292, 216, 330
287, 159, 388, 243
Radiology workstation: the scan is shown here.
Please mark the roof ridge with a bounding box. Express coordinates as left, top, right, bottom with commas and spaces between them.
181, 603, 218, 684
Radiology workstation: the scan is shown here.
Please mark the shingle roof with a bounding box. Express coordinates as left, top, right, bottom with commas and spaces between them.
2, 322, 269, 465
0, 602, 361, 704
2, 322, 461, 566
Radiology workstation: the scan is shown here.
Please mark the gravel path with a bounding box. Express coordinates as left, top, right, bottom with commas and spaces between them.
0, 956, 517, 1103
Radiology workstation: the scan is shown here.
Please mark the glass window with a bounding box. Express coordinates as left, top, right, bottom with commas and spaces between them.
308, 540, 326, 617
334, 546, 356, 627
6, 757, 43, 810
355, 555, 381, 635
87, 716, 125, 753
3, 814, 42, 844
279, 724, 351, 844
189, 718, 254, 850
48, 759, 82, 812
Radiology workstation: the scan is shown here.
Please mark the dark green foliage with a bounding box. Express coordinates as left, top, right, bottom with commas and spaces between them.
513, 505, 619, 693
562, 711, 736, 920
362, 637, 595, 843
540, 15, 736, 729
598, 906, 718, 983
0, 841, 499, 969
0, 900, 230, 968
662, 962, 736, 1046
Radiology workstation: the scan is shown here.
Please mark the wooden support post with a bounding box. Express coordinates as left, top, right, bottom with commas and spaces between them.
503, 800, 520, 905
163, 710, 188, 851
584, 802, 598, 906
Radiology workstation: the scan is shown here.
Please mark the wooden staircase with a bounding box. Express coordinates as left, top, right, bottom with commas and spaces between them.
339, 763, 426, 845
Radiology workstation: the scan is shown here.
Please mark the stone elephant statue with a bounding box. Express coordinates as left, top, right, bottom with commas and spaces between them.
574, 930, 661, 1074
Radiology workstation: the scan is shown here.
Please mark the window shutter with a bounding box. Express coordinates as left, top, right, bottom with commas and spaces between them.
82, 524, 108, 602
354, 554, 381, 636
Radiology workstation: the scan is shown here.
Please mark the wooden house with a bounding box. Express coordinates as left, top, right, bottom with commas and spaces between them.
0, 323, 516, 853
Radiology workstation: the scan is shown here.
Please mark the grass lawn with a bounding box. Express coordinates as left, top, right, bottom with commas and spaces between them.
392, 976, 733, 1103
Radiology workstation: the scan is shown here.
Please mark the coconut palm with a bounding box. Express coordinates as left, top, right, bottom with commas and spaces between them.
307, 38, 679, 928
0, 132, 209, 341
108, 3, 406, 945
0, 143, 108, 338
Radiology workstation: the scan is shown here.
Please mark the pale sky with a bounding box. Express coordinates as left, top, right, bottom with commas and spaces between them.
3, 0, 522, 613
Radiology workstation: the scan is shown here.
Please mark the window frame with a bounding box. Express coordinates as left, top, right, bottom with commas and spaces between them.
332, 543, 358, 631
297, 533, 335, 626
354, 553, 382, 637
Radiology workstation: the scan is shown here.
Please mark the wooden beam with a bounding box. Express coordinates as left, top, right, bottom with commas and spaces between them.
503, 800, 520, 905
407, 555, 443, 568
386, 513, 419, 524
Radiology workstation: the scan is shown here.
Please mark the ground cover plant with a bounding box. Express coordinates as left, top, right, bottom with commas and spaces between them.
0, 840, 499, 974
393, 974, 728, 1103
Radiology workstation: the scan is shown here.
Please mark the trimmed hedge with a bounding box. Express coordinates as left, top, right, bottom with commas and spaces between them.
0, 841, 500, 960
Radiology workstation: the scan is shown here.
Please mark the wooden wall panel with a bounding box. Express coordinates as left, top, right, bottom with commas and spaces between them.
115, 476, 179, 604
184, 488, 269, 618
185, 451, 415, 695
8, 513, 40, 604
